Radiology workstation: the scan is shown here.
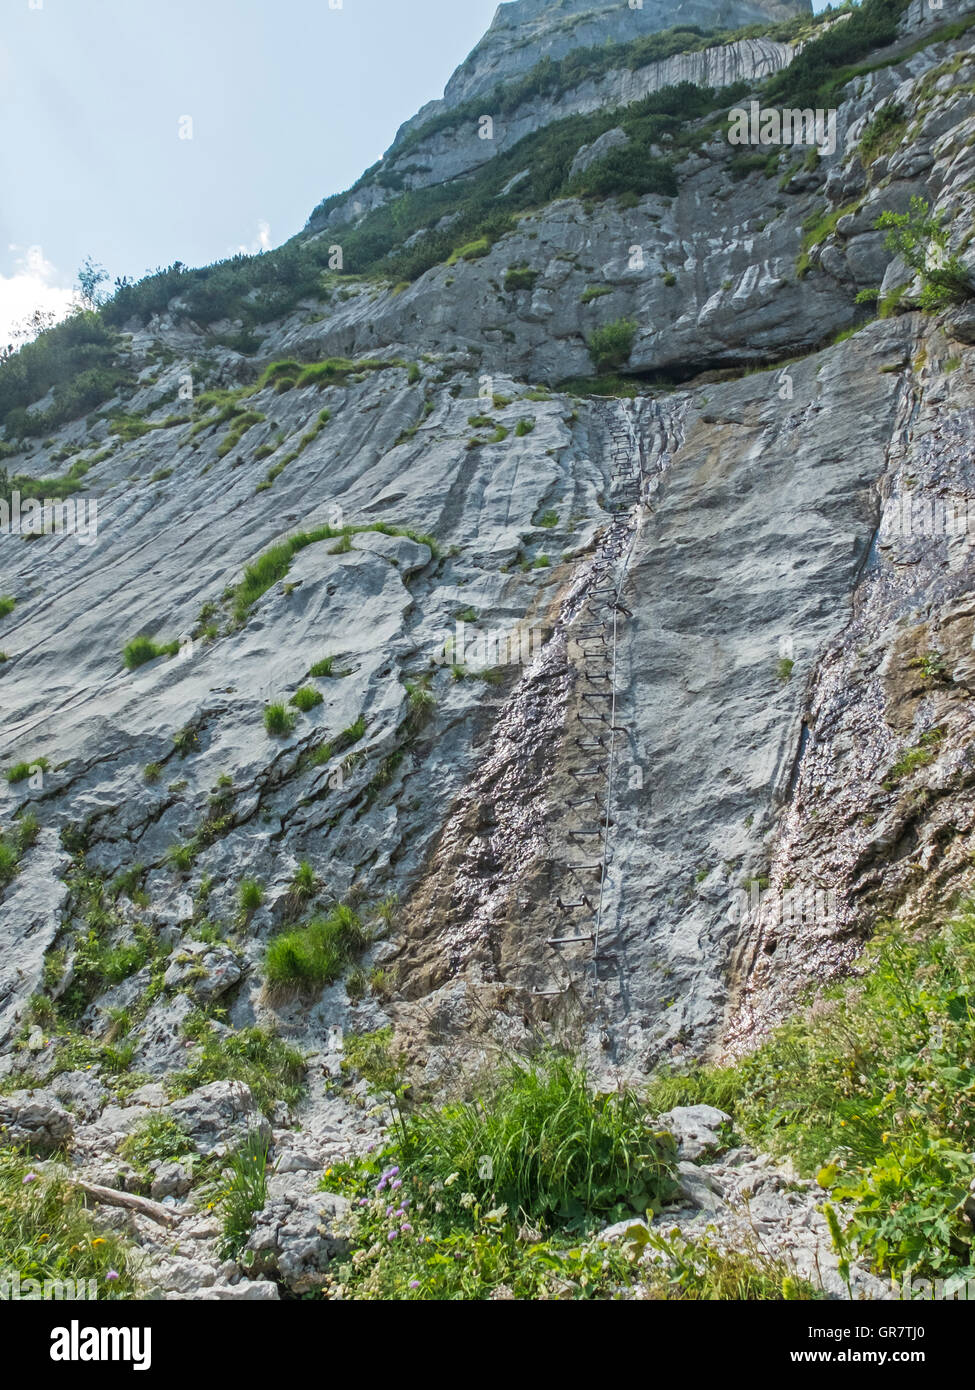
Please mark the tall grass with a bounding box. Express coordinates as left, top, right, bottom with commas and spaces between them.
0, 1148, 135, 1297
218, 1130, 270, 1260
401, 1054, 679, 1229
646, 908, 975, 1279
264, 903, 367, 993
122, 635, 179, 669
233, 524, 439, 623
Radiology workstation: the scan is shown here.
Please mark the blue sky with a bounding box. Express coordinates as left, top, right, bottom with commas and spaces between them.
0, 0, 500, 336
0, 0, 831, 339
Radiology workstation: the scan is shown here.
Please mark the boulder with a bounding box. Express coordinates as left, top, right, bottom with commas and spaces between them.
243, 1172, 352, 1293
0, 1090, 74, 1153
657, 1104, 731, 1161
169, 1081, 270, 1157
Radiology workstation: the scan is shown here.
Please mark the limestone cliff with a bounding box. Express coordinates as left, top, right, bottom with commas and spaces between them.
1, 0, 974, 1298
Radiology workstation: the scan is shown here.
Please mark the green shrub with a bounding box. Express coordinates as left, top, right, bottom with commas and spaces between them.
883, 728, 943, 787
232, 522, 439, 623
264, 903, 367, 993
309, 657, 335, 678
504, 265, 539, 292
6, 757, 49, 784
0, 814, 39, 889
588, 318, 638, 373
264, 703, 296, 736
169, 1015, 305, 1114
447, 237, 492, 266
119, 1115, 194, 1171
122, 635, 179, 670
514, 418, 535, 437
291, 686, 324, 712
0, 597, 16, 619
580, 285, 613, 304
875, 197, 972, 309
238, 878, 264, 913
859, 101, 907, 164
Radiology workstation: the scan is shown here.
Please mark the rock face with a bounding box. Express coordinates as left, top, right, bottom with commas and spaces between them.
1, 0, 975, 1298
432, 0, 809, 113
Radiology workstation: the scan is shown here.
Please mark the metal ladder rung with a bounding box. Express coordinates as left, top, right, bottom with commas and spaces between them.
547, 934, 594, 945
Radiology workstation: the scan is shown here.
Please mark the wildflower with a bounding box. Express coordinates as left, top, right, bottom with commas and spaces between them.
460, 1192, 475, 1209
391, 1178, 402, 1191
387, 1230, 397, 1242
358, 1198, 369, 1207
401, 1223, 412, 1234
91, 1238, 106, 1247
106, 1270, 120, 1282
389, 1166, 399, 1178
37, 1233, 50, 1243
444, 1172, 460, 1187
22, 1173, 38, 1185
409, 1280, 420, 1289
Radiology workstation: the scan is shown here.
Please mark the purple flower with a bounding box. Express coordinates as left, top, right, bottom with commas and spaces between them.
376, 1180, 387, 1193
409, 1280, 420, 1289
401, 1223, 412, 1234
22, 1173, 37, 1185
391, 1179, 402, 1190
106, 1269, 120, 1282
386, 1206, 395, 1217
387, 1230, 397, 1242
389, 1166, 400, 1178
358, 1198, 369, 1207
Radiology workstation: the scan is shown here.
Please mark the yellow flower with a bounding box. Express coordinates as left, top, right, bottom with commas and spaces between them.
882, 1132, 890, 1143
325, 1168, 333, 1176
91, 1238, 106, 1247
37, 1233, 50, 1242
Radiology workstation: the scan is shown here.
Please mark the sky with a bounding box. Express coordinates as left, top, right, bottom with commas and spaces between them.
0, 0, 834, 344
0, 0, 500, 340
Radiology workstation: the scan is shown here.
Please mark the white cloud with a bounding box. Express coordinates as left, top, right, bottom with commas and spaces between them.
231, 221, 272, 257
0, 245, 78, 347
